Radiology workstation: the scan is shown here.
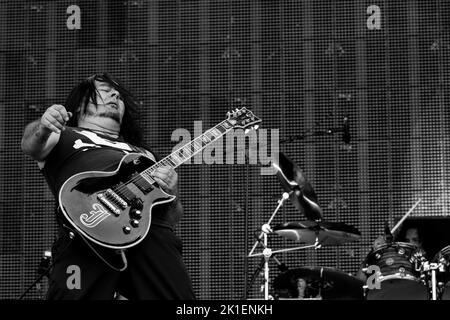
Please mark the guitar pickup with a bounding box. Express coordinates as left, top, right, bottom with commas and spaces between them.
132, 174, 154, 194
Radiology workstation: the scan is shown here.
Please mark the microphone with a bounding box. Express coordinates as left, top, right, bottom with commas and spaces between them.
342, 116, 351, 145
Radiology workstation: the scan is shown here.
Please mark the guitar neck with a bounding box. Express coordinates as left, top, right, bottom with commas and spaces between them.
140, 119, 235, 180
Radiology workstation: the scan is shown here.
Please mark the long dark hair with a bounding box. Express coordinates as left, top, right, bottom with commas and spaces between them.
64, 73, 146, 147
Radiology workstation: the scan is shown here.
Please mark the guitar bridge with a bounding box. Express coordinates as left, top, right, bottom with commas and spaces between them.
98, 192, 122, 216
105, 189, 128, 209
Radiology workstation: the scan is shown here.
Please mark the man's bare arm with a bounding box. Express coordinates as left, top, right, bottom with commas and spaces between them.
21, 104, 72, 161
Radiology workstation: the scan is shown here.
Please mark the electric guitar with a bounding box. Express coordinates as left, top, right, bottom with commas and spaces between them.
58, 107, 261, 249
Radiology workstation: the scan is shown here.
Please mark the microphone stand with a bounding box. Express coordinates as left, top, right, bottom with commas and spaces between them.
18, 268, 51, 300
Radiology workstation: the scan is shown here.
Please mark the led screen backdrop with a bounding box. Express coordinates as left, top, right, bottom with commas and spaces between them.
1, 0, 450, 300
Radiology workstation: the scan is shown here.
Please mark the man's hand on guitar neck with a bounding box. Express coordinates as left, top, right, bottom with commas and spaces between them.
151, 166, 179, 196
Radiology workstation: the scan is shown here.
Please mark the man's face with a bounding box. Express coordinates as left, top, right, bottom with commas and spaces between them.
405, 228, 422, 248
83, 80, 125, 125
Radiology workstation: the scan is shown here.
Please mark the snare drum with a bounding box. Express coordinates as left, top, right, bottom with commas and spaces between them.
433, 245, 450, 300
364, 242, 428, 300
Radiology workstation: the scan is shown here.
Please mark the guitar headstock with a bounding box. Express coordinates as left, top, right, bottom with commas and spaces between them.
226, 107, 262, 132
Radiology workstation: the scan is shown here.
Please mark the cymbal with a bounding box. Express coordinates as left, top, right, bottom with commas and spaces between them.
432, 245, 450, 265
272, 221, 361, 246
272, 152, 322, 221
273, 266, 364, 300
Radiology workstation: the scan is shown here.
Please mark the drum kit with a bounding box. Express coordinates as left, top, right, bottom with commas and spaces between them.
362, 242, 450, 300
247, 152, 450, 300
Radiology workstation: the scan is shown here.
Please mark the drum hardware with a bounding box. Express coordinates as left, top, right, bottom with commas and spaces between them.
363, 243, 450, 300
420, 261, 445, 300
362, 242, 450, 300
246, 191, 289, 301
247, 151, 327, 300
253, 152, 428, 300
247, 151, 363, 300
363, 242, 429, 300
358, 199, 428, 300
429, 245, 450, 300
248, 192, 291, 259
247, 192, 321, 300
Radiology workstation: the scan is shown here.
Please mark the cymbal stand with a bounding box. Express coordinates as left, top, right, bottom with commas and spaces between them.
247, 192, 289, 300
247, 192, 321, 300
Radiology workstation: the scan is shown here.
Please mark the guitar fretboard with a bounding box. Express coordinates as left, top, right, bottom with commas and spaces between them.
140, 119, 235, 184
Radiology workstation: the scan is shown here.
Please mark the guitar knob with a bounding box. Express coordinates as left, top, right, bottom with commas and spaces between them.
131, 198, 144, 210
130, 219, 139, 228
123, 226, 132, 234
130, 208, 142, 219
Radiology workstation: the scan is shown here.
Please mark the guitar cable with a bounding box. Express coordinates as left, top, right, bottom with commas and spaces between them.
77, 231, 128, 272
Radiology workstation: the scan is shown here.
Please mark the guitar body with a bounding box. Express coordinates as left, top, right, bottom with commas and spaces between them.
58, 153, 175, 249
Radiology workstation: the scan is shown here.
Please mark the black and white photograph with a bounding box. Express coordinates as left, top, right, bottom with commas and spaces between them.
1, 0, 450, 312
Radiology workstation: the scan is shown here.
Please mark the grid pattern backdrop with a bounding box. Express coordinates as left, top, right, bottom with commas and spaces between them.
1, 0, 450, 300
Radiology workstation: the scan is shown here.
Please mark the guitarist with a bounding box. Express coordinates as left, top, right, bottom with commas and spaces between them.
21, 73, 195, 300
